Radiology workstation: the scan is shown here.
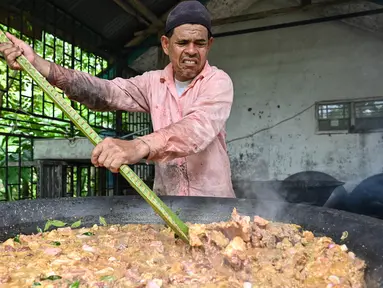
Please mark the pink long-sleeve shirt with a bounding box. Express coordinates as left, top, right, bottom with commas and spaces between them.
47, 61, 235, 198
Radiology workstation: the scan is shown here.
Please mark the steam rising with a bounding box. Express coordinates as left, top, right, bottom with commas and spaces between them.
233, 180, 289, 221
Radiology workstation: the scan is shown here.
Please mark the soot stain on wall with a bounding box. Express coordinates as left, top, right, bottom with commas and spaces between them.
325, 151, 335, 166
301, 152, 318, 171
229, 147, 269, 180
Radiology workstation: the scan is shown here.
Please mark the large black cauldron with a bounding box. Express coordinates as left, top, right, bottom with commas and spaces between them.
0, 196, 382, 287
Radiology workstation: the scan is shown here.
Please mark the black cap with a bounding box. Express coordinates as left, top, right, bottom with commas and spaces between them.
165, 1, 212, 35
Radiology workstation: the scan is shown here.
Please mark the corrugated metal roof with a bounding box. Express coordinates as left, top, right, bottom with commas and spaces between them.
51, 0, 142, 40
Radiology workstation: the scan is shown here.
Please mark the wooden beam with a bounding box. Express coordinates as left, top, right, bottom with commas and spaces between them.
7, 161, 37, 167
113, 0, 151, 26
124, 0, 162, 26
124, 3, 176, 47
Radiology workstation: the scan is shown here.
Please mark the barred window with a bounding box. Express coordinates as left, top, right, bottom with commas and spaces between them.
317, 103, 350, 131
316, 99, 383, 133
354, 101, 383, 132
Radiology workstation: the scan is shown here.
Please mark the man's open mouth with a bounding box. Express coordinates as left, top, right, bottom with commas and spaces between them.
183, 59, 198, 64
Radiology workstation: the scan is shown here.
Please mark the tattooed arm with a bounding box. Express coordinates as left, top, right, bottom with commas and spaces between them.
47, 63, 150, 112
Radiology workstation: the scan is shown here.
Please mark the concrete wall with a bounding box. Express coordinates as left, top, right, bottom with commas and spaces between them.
207, 1, 383, 191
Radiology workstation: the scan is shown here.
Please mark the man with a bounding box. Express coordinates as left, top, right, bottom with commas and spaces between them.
0, 1, 235, 197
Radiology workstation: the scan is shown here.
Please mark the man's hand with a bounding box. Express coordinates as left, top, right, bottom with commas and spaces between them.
0, 32, 50, 77
91, 137, 150, 173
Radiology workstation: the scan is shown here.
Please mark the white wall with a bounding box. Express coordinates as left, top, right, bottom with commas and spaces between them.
207, 2, 383, 190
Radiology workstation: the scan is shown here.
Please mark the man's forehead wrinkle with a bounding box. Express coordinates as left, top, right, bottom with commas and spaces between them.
175, 36, 206, 42
174, 27, 207, 40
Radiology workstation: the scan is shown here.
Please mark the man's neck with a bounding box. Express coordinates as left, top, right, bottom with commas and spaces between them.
175, 78, 192, 84
174, 74, 193, 83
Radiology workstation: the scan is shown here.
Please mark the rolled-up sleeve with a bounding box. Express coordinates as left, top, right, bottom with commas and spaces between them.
47, 62, 151, 112
138, 72, 233, 162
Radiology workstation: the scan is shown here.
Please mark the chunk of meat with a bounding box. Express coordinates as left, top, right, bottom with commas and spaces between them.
146, 279, 163, 288
302, 231, 315, 245
250, 224, 263, 248
209, 230, 229, 248
221, 209, 252, 242
2, 239, 15, 249
254, 216, 269, 228
0, 275, 11, 284
149, 241, 164, 253
223, 237, 247, 271
82, 244, 96, 253
43, 247, 62, 256
189, 209, 252, 249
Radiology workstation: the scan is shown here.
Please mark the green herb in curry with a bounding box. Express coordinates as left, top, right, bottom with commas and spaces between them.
13, 234, 20, 243
99, 216, 107, 226
71, 220, 82, 228
40, 275, 62, 281
100, 275, 116, 282
341, 231, 349, 241
69, 280, 80, 288
44, 220, 67, 231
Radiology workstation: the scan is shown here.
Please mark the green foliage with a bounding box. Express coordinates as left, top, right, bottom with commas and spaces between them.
0, 22, 114, 201
0, 135, 33, 201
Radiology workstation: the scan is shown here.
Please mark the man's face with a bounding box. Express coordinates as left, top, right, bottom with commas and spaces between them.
161, 24, 213, 81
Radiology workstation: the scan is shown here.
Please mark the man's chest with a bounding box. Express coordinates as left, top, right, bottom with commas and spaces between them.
149, 84, 199, 130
